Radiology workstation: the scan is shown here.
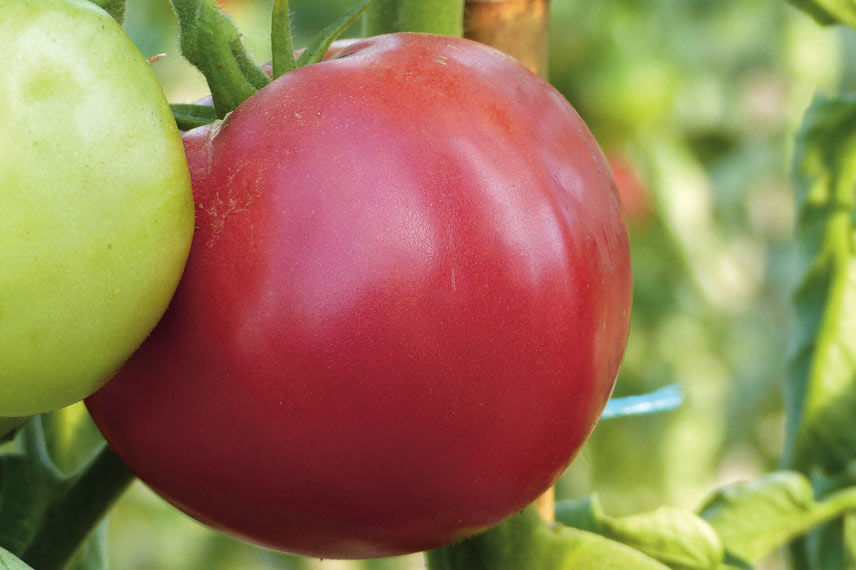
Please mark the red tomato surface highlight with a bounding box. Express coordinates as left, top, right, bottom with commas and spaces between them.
87, 33, 632, 559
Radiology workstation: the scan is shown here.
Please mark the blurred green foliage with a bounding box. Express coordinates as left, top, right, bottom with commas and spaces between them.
96, 0, 855, 568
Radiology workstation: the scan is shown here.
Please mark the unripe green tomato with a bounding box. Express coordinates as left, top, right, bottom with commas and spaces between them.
0, 0, 194, 416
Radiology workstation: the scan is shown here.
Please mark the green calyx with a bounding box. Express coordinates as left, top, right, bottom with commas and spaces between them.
170, 0, 268, 118
169, 0, 374, 123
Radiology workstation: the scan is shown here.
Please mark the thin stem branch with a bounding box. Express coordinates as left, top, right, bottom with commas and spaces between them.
21, 416, 62, 481
271, 0, 297, 78
20, 445, 135, 570
171, 0, 268, 117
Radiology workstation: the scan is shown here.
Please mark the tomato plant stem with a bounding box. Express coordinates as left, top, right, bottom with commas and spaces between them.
363, 0, 464, 36
362, 0, 398, 36
424, 507, 547, 569
20, 444, 135, 570
271, 0, 297, 78
464, 0, 550, 78
171, 0, 269, 117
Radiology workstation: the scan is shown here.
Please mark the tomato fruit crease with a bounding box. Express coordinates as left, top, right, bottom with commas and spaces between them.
88, 33, 632, 559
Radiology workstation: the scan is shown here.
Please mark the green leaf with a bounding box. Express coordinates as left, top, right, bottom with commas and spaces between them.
0, 418, 26, 446
785, 94, 856, 475
0, 547, 34, 570
699, 471, 856, 563
602, 384, 683, 420
721, 551, 755, 570
170, 0, 269, 117
540, 526, 675, 570
846, 512, 856, 567
426, 507, 671, 570
41, 404, 105, 477
296, 0, 373, 68
805, 516, 848, 570
801, 497, 856, 570
786, 0, 856, 30
556, 495, 726, 570
170, 104, 219, 131
0, 416, 133, 570
0, 419, 64, 557
66, 522, 108, 570
20, 445, 134, 570
86, 0, 126, 24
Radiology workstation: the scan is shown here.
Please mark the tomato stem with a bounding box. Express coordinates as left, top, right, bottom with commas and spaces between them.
170, 0, 270, 117
20, 443, 135, 570
424, 507, 549, 569
271, 0, 297, 78
363, 0, 464, 37
464, 0, 550, 78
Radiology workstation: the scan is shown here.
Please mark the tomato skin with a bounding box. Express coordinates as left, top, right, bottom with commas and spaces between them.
88, 34, 631, 558
0, 0, 194, 416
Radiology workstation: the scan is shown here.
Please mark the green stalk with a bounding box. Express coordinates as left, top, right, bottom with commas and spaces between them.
271, 0, 297, 78
400, 0, 464, 36
20, 445, 135, 570
362, 0, 399, 36
170, 0, 269, 117
363, 0, 464, 36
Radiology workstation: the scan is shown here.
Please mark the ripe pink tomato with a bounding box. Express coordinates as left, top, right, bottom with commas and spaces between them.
87, 33, 631, 559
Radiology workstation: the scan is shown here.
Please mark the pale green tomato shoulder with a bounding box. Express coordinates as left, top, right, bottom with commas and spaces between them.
0, 0, 195, 416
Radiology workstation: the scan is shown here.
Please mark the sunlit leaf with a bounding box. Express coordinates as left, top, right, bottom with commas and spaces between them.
846, 512, 856, 567
170, 104, 219, 131
699, 471, 856, 562
66, 522, 108, 570
0, 546, 34, 570
785, 94, 856, 475
0, 419, 63, 557
787, 0, 856, 30
426, 506, 671, 570
556, 495, 726, 570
